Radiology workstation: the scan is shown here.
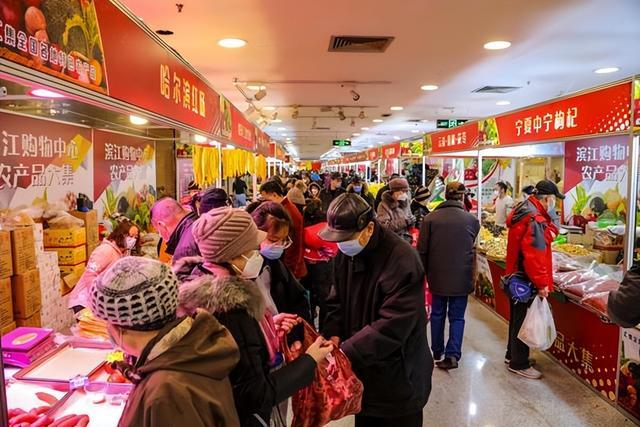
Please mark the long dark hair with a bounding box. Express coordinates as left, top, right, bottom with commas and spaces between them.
107, 219, 139, 251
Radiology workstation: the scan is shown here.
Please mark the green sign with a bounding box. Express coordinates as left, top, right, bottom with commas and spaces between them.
436, 119, 467, 129
332, 139, 351, 147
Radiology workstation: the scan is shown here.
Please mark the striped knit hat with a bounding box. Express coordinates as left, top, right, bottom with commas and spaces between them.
90, 257, 178, 331
192, 207, 266, 263
414, 186, 431, 206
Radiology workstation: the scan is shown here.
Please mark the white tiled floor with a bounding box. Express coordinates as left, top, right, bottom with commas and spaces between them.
328, 298, 636, 427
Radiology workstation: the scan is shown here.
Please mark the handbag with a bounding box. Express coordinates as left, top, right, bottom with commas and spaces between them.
501, 272, 537, 303
282, 320, 364, 427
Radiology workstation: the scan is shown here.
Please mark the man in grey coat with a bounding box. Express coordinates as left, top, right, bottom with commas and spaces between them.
417, 182, 480, 370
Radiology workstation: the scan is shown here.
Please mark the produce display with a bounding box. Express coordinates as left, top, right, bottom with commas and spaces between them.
8, 406, 90, 427
553, 243, 595, 257
478, 226, 507, 260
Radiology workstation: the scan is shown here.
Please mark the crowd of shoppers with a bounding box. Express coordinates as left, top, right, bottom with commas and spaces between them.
80, 166, 633, 427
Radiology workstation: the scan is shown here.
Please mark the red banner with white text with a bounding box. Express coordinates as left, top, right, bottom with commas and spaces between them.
430, 122, 480, 154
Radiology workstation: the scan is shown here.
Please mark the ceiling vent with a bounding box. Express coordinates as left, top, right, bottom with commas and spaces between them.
472, 85, 521, 94
314, 126, 331, 130
329, 36, 394, 53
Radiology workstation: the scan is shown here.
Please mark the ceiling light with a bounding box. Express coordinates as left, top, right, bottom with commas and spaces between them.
390, 106, 404, 111
338, 109, 346, 121
420, 84, 439, 91
292, 108, 300, 119
286, 140, 293, 144
226, 144, 236, 149
352, 133, 361, 137
421, 120, 429, 123
368, 144, 374, 148
350, 118, 356, 127
496, 100, 511, 106
594, 67, 620, 74
272, 119, 282, 123
361, 127, 370, 131
286, 137, 292, 141
247, 84, 266, 91
358, 110, 365, 119
218, 38, 247, 48
372, 119, 383, 123
411, 129, 420, 134
282, 133, 288, 137
393, 136, 400, 140
254, 89, 267, 101
30, 88, 65, 99
129, 115, 149, 125
277, 127, 286, 131
262, 106, 276, 111
484, 40, 511, 50
194, 135, 207, 143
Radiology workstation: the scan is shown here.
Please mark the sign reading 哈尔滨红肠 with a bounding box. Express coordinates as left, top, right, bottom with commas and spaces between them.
495, 82, 631, 145
436, 119, 467, 129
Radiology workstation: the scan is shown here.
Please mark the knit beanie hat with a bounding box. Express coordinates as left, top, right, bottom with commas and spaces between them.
192, 207, 266, 264
90, 257, 178, 331
414, 186, 431, 206
200, 187, 229, 214
287, 187, 306, 206
389, 177, 410, 192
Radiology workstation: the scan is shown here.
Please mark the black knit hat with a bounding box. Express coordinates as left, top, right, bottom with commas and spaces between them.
200, 187, 229, 214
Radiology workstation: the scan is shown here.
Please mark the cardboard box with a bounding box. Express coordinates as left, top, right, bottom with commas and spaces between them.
32, 223, 43, 243
71, 211, 99, 246
1, 321, 16, 335
50, 246, 86, 266
59, 263, 86, 277
44, 227, 86, 247
0, 230, 13, 279
10, 226, 36, 275
11, 269, 41, 319
16, 312, 41, 328
0, 278, 13, 327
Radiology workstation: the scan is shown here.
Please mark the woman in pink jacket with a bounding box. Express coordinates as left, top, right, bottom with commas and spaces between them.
68, 220, 140, 312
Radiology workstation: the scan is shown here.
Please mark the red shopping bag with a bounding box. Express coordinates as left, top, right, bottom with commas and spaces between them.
424, 279, 432, 320
282, 321, 364, 427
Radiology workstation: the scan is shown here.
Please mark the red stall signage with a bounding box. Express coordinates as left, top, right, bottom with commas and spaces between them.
367, 147, 380, 161
256, 133, 270, 157
355, 152, 367, 162
230, 106, 255, 151
496, 82, 631, 145
381, 142, 401, 159
430, 122, 479, 154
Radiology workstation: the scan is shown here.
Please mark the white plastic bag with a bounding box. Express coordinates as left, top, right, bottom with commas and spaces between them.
518, 297, 557, 350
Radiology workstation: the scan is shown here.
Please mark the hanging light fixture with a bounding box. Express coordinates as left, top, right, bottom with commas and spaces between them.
358, 110, 365, 120
338, 109, 346, 121
350, 118, 356, 127
292, 106, 300, 119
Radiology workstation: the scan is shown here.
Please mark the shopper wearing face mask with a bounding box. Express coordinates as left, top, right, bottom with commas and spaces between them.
89, 257, 240, 427
176, 207, 333, 426
377, 177, 415, 243
320, 194, 433, 427
347, 176, 375, 208
68, 219, 139, 312
504, 179, 563, 380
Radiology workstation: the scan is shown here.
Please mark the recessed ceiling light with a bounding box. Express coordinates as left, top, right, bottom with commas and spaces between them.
286, 137, 292, 141
129, 115, 149, 125
271, 119, 282, 123
393, 136, 400, 140
277, 127, 286, 131
194, 135, 207, 143
286, 140, 293, 144
218, 38, 247, 48
226, 144, 235, 149
421, 120, 429, 123
496, 100, 511, 106
390, 106, 404, 111
594, 67, 620, 74
411, 129, 420, 133
484, 40, 511, 50
352, 133, 361, 136
30, 88, 65, 99
368, 144, 374, 148
281, 133, 288, 137
420, 84, 439, 91
372, 119, 383, 123
247, 84, 266, 91
262, 106, 276, 111
361, 127, 370, 131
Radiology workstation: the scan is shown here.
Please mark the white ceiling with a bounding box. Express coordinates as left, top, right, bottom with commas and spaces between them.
120, 0, 640, 159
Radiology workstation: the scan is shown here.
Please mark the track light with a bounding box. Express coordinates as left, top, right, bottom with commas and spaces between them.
350, 118, 356, 127
254, 89, 267, 101
292, 107, 299, 119
350, 90, 360, 101
338, 109, 346, 121
272, 112, 278, 120
358, 110, 365, 120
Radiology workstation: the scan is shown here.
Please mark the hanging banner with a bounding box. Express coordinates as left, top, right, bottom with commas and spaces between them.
495, 82, 631, 146
176, 157, 195, 204
230, 106, 255, 151
430, 122, 480, 154
563, 135, 628, 225
256, 133, 270, 157
355, 152, 367, 162
367, 147, 380, 161
0, 112, 93, 209
634, 79, 640, 128
619, 328, 640, 419
93, 130, 156, 231
381, 142, 401, 159
400, 140, 424, 156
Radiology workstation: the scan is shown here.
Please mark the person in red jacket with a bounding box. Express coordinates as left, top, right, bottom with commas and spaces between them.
260, 180, 308, 279
504, 180, 563, 380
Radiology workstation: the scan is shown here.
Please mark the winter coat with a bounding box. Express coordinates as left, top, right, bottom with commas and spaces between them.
376, 191, 413, 240
319, 187, 346, 214
323, 224, 433, 417
346, 183, 375, 208
417, 200, 480, 296
505, 197, 558, 291
176, 259, 317, 427
410, 200, 430, 229
118, 312, 240, 427
608, 265, 640, 327
263, 258, 312, 326
68, 239, 123, 309
166, 211, 201, 280
374, 184, 390, 211
281, 198, 307, 279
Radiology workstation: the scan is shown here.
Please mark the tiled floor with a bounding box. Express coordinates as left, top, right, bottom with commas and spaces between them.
329, 298, 636, 427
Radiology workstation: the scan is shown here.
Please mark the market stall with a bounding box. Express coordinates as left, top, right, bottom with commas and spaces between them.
427, 79, 637, 421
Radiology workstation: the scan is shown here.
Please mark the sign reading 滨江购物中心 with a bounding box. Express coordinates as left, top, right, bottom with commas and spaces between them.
436, 119, 467, 129
333, 139, 351, 147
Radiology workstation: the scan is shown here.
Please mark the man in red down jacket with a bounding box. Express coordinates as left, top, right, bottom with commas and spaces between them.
504, 180, 563, 380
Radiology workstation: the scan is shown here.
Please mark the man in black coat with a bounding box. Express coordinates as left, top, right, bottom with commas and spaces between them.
319, 172, 346, 215
418, 182, 480, 370
608, 264, 640, 327
320, 193, 432, 427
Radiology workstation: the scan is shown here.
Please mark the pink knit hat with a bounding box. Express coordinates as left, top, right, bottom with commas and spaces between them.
192, 207, 266, 263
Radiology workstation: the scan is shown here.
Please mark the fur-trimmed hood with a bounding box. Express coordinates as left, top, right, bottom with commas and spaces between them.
174, 256, 265, 321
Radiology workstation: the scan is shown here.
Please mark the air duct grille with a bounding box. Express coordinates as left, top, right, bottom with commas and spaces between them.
329, 36, 394, 53
472, 86, 521, 94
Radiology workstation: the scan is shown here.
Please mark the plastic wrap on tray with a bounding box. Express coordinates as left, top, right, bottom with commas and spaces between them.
582, 276, 621, 294
553, 251, 594, 272
554, 264, 600, 289
581, 291, 613, 316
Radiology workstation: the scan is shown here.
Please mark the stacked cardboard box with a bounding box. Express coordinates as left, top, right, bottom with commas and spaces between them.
71, 210, 100, 257
38, 251, 74, 331
33, 223, 44, 254
8, 226, 40, 328
44, 227, 87, 295
0, 230, 14, 332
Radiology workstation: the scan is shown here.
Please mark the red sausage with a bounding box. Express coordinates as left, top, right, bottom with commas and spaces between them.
74, 415, 90, 427
9, 412, 38, 425
7, 409, 26, 418
56, 415, 82, 427
32, 414, 54, 427
49, 415, 77, 427
36, 392, 59, 406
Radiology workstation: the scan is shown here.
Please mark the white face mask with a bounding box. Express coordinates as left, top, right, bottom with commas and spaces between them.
396, 193, 408, 202
125, 236, 137, 250
547, 196, 556, 212
233, 250, 264, 279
